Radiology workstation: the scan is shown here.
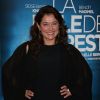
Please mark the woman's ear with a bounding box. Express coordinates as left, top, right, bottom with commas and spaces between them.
37, 23, 41, 31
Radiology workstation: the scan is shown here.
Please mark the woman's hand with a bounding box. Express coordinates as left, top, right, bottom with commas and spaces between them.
25, 90, 34, 99
60, 85, 72, 98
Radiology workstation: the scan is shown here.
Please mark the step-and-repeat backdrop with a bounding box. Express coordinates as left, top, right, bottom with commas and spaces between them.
0, 0, 100, 100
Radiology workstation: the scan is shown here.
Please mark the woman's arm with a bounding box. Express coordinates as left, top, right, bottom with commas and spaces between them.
2, 41, 29, 100
66, 44, 92, 100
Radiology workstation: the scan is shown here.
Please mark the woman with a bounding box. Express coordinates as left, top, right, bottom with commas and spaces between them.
2, 5, 92, 100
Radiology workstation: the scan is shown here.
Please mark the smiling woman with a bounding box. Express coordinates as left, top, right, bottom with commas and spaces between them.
2, 5, 92, 100
37, 14, 59, 45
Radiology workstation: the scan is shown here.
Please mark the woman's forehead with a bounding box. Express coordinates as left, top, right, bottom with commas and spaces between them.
41, 14, 58, 22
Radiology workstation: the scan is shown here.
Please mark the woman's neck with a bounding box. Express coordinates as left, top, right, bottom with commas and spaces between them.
44, 39, 56, 46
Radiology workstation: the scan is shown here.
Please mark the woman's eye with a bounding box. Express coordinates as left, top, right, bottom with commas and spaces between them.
43, 24, 48, 26
42, 23, 48, 26
53, 23, 57, 25
53, 22, 58, 25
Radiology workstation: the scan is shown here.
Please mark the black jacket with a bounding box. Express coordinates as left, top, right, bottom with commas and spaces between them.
2, 41, 92, 100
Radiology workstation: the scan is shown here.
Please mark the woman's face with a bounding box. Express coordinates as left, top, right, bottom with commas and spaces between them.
37, 14, 59, 45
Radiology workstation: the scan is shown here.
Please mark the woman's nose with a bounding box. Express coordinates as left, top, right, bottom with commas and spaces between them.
48, 25, 54, 31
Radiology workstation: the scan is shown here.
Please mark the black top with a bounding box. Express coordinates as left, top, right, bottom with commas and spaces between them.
24, 43, 69, 100
2, 41, 92, 100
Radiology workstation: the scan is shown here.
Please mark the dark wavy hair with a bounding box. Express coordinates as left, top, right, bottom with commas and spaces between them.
29, 5, 68, 58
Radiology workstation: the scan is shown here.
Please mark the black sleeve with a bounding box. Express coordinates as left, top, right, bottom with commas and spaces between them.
67, 44, 92, 100
2, 41, 28, 100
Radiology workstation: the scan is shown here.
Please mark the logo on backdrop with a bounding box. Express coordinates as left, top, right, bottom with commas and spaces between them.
25, 0, 100, 60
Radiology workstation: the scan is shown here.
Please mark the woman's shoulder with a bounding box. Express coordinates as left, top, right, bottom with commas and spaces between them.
65, 43, 92, 72
63, 43, 82, 56
12, 41, 30, 56
2, 41, 30, 75
63, 43, 89, 66
14, 41, 29, 52
3, 41, 30, 65
64, 44, 92, 76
